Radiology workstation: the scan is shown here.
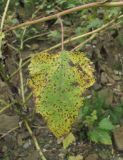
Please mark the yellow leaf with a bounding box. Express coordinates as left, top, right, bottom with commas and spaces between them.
63, 132, 75, 149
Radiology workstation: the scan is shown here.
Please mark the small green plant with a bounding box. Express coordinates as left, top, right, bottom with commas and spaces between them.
79, 95, 123, 145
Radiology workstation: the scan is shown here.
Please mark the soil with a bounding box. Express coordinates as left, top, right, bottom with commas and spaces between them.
1, 24, 123, 160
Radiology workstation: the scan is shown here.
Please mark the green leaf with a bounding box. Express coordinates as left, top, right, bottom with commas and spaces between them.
88, 129, 99, 143
87, 18, 103, 29
84, 110, 97, 127
63, 132, 75, 149
89, 129, 112, 145
98, 118, 114, 131
99, 131, 112, 145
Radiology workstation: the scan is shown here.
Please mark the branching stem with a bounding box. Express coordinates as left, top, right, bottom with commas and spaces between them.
8, 15, 123, 80
5, 2, 123, 32
41, 14, 121, 53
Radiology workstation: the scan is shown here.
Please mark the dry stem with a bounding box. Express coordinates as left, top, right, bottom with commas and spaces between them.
0, 103, 12, 114
19, 56, 46, 160
41, 15, 120, 53
0, 126, 19, 139
24, 120, 47, 160
8, 15, 123, 80
72, 33, 98, 51
5, 2, 123, 32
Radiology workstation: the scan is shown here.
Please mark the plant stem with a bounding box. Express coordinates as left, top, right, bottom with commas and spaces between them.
23, 32, 49, 43
0, 126, 19, 139
24, 120, 47, 160
18, 53, 46, 159
5, 2, 123, 32
8, 14, 123, 80
57, 15, 64, 51
19, 58, 26, 109
0, 0, 10, 31
0, 102, 14, 114
0, 0, 10, 58
20, 28, 27, 50
40, 15, 120, 53
8, 59, 30, 80
72, 33, 98, 51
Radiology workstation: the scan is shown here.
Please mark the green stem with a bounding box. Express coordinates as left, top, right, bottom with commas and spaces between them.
0, 0, 11, 58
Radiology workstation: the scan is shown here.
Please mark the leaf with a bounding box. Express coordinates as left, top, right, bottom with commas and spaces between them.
99, 131, 112, 145
84, 110, 97, 127
98, 118, 114, 131
87, 18, 103, 29
28, 51, 95, 138
88, 129, 99, 143
63, 132, 75, 149
89, 129, 112, 145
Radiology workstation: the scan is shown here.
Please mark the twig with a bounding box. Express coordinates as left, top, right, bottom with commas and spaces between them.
18, 50, 46, 159
5, 2, 123, 32
72, 33, 98, 51
24, 120, 47, 160
72, 14, 121, 51
7, 43, 19, 52
9, 59, 30, 80
19, 63, 46, 159
40, 15, 120, 53
25, 92, 33, 103
23, 32, 49, 43
0, 102, 15, 114
57, 15, 64, 51
8, 14, 123, 80
0, 126, 19, 139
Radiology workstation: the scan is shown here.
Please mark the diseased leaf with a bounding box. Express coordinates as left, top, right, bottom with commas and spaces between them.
28, 51, 95, 138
